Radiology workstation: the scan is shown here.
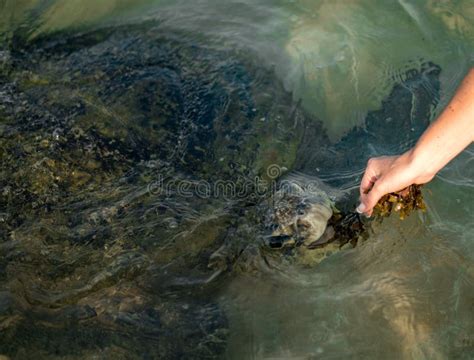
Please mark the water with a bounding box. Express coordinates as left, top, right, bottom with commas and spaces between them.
0, 1, 473, 359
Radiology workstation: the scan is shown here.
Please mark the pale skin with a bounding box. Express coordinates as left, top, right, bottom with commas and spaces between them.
358, 67, 474, 216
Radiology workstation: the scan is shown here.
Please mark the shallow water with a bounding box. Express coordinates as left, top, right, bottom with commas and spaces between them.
0, 1, 473, 359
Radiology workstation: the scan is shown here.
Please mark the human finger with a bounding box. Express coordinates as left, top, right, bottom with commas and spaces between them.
357, 180, 387, 216
359, 158, 380, 197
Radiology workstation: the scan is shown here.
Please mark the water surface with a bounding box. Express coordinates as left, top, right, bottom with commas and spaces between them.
0, 1, 473, 359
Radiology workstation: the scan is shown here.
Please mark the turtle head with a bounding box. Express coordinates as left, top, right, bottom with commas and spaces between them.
266, 181, 332, 248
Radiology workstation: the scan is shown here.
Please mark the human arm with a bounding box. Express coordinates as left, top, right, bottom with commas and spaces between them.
357, 67, 474, 216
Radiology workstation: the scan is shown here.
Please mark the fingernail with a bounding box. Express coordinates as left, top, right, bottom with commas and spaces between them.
356, 203, 366, 214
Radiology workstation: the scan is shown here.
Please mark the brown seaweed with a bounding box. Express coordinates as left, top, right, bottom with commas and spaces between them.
330, 211, 366, 247
373, 184, 426, 219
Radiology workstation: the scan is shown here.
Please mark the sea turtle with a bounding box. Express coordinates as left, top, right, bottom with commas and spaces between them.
0, 18, 441, 358
0, 21, 326, 358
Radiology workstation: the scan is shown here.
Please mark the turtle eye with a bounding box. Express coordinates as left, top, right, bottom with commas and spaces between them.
296, 202, 307, 215
297, 220, 310, 230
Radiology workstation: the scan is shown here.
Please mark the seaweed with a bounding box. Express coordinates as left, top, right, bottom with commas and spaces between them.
331, 211, 366, 246
373, 184, 426, 219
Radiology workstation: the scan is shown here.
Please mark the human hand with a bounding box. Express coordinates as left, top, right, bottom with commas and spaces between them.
356, 150, 435, 216
357, 68, 474, 216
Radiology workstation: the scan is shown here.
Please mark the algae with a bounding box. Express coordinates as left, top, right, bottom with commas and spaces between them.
373, 184, 426, 220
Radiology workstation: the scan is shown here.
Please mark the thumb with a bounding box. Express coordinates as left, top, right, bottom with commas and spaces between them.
357, 181, 386, 215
